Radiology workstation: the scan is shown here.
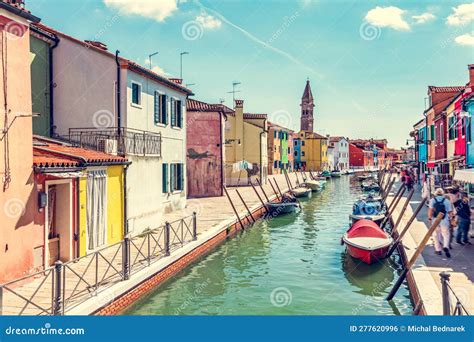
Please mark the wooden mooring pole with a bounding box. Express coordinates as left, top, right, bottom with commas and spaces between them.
235, 188, 255, 223
295, 171, 301, 186
223, 186, 245, 230
381, 185, 406, 229
390, 188, 415, 235
284, 170, 294, 189
268, 178, 281, 200
250, 182, 269, 214
256, 178, 270, 203
386, 212, 444, 301
381, 177, 395, 202
273, 178, 284, 198
386, 197, 427, 257
386, 184, 405, 214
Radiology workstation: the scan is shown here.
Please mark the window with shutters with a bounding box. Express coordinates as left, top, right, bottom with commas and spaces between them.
162, 163, 168, 193
131, 82, 141, 106
154, 92, 168, 125
170, 163, 184, 191
170, 99, 183, 128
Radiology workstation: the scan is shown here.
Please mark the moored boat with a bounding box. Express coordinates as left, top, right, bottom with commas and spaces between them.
331, 170, 342, 177
342, 219, 393, 264
361, 181, 380, 192
291, 187, 312, 198
266, 201, 299, 215
304, 180, 322, 191
320, 170, 331, 179
350, 196, 386, 224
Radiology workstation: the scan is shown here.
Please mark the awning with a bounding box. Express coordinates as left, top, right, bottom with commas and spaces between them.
454, 169, 474, 184
46, 171, 86, 178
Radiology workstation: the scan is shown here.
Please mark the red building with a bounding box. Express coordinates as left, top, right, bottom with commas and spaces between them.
434, 110, 447, 172
186, 99, 226, 198
349, 143, 373, 170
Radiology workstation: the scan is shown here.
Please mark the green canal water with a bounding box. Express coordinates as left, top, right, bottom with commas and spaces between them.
125, 176, 413, 315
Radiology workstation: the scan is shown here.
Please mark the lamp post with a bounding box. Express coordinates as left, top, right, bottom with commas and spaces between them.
180, 52, 189, 80
148, 51, 159, 70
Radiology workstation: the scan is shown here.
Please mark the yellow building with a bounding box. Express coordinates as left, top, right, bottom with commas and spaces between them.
299, 130, 329, 171
224, 100, 268, 186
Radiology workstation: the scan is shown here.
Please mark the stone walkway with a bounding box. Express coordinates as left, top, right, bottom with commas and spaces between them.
388, 177, 473, 315
0, 172, 305, 316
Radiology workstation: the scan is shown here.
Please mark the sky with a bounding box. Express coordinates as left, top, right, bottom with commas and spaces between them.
27, 0, 474, 148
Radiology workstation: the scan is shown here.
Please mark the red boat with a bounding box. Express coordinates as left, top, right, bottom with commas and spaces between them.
342, 219, 393, 264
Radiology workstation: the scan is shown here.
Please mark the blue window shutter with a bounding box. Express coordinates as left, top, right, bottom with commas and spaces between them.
162, 163, 168, 193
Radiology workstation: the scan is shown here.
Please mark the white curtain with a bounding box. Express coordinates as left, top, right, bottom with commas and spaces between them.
86, 170, 108, 250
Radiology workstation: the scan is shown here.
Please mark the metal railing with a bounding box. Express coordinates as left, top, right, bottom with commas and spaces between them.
440, 272, 470, 316
68, 127, 162, 157
0, 213, 197, 315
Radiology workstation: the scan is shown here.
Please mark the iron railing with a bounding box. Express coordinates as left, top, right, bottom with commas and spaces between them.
68, 127, 162, 157
0, 213, 197, 316
440, 272, 470, 316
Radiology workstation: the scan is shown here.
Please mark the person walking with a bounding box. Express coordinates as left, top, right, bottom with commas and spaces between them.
454, 192, 472, 245
428, 188, 454, 258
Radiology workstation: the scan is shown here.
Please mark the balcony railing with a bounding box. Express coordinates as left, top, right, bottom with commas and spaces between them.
68, 127, 161, 157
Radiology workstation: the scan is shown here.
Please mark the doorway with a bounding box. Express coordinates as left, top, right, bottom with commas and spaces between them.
45, 180, 73, 266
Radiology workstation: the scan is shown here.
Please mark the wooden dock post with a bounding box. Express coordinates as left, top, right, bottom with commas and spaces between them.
283, 170, 294, 190
223, 186, 245, 230
386, 184, 405, 214
386, 197, 427, 257
390, 188, 415, 233
256, 178, 271, 202
386, 212, 444, 301
381, 185, 406, 229
381, 177, 395, 202
250, 182, 269, 214
235, 188, 255, 223
295, 172, 301, 186
273, 178, 284, 198
268, 178, 281, 200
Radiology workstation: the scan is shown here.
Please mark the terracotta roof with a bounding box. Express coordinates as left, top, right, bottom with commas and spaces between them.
33, 136, 128, 169
304, 131, 327, 139
329, 136, 346, 142
243, 113, 267, 119
428, 86, 465, 93
0, 0, 39, 22
267, 121, 292, 132
187, 99, 223, 112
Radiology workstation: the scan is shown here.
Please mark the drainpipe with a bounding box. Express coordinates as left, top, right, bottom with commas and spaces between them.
49, 36, 60, 137
219, 111, 225, 195
115, 50, 121, 134
260, 129, 266, 184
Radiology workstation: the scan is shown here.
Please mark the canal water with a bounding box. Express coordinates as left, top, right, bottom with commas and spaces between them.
126, 176, 413, 315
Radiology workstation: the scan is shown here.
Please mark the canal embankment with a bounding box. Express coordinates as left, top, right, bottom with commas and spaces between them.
387, 180, 473, 315
71, 172, 301, 315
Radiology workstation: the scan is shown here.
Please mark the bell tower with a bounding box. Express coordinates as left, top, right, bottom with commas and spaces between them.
300, 79, 314, 132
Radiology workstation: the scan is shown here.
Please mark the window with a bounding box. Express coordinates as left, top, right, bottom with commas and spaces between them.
430, 124, 435, 141
467, 117, 472, 143
294, 140, 298, 146
274, 160, 278, 168
170, 163, 184, 191
131, 82, 141, 106
274, 131, 277, 138
302, 151, 305, 156
302, 141, 305, 146
462, 117, 466, 137
170, 99, 183, 128
154, 93, 168, 125
162, 163, 168, 193
294, 151, 298, 156
440, 123, 444, 144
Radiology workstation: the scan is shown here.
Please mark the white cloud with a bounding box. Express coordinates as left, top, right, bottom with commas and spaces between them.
103, 0, 178, 22
412, 12, 436, 24
196, 14, 222, 29
455, 32, 474, 46
365, 6, 410, 31
447, 3, 474, 26
152, 65, 168, 75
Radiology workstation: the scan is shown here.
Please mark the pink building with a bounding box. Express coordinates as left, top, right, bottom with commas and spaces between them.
186, 99, 226, 198
0, 1, 42, 282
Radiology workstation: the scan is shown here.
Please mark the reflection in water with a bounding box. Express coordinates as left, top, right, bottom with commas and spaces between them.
126, 176, 413, 315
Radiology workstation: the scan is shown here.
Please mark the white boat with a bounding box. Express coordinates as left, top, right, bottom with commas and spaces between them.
331, 170, 342, 177
304, 180, 322, 191
291, 187, 312, 198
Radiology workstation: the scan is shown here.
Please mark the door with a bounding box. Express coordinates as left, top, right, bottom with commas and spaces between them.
86, 170, 108, 251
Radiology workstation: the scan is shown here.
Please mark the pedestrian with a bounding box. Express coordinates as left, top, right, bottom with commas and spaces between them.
404, 172, 413, 191
428, 188, 454, 258
454, 192, 472, 245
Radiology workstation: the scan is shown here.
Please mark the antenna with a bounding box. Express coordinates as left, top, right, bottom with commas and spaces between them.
227, 81, 241, 105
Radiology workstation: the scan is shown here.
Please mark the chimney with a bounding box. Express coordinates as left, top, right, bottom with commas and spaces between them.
234, 100, 244, 161
169, 78, 182, 84
469, 64, 474, 87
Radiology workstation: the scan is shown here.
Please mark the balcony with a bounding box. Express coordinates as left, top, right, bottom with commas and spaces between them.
68, 127, 161, 157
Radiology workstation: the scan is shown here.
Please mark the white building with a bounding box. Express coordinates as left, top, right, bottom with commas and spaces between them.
327, 145, 335, 171
44, 25, 192, 234
329, 137, 350, 171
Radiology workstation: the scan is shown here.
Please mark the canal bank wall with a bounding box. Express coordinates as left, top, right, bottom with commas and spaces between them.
387, 184, 473, 315
67, 173, 300, 315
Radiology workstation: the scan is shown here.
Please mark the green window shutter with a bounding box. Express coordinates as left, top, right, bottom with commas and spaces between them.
170, 98, 176, 127
178, 100, 183, 128
170, 164, 175, 192
177, 163, 183, 190
161, 95, 168, 125
154, 92, 160, 124
162, 163, 168, 193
